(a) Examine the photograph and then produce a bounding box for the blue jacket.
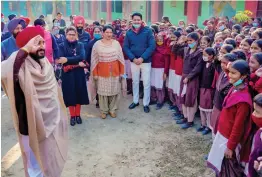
[53,34,66,46]
[123,26,156,63]
[50,33,59,60]
[1,32,11,42]
[1,36,19,61]
[78,31,91,60]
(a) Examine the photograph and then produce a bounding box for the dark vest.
[200,63,215,89]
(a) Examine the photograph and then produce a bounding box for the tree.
[233,10,253,24]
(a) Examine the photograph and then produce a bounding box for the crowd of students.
[1,11,262,176]
[86,14,262,177]
[144,16,262,177]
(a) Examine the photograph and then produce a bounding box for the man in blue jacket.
[1,18,26,61]
[123,12,156,113]
[74,16,91,61]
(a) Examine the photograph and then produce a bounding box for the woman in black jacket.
[56,26,89,126]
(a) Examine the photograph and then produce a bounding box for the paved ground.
[1,93,215,177]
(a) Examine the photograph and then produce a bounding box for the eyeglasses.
[67,33,76,36]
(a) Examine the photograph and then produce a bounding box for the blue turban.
[8,18,26,33]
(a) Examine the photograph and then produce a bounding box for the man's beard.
[77,27,83,34]
[13,32,19,38]
[29,49,45,61]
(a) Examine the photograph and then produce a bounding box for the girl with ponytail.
[208,60,253,177]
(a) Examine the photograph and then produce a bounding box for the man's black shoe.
[144,106,150,113]
[129,102,139,109]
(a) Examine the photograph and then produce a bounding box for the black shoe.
[202,127,211,135]
[176,118,187,124]
[197,125,206,132]
[173,113,184,120]
[129,102,139,109]
[70,117,76,126]
[144,106,150,113]
[181,122,194,129]
[76,116,82,124]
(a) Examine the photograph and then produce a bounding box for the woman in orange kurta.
[91,25,126,119]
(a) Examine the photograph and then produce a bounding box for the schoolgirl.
[197,47,216,135]
[208,60,253,176]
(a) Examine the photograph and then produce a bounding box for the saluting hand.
[178,35,187,45]
[22,35,43,53]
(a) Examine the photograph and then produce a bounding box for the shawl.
[1,52,68,177]
[90,40,126,101]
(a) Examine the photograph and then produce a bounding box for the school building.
[1,1,262,28]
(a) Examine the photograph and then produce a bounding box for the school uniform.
[208,86,253,176]
[179,47,204,123]
[199,62,215,128]
[168,43,185,111]
[150,44,169,105]
[250,73,262,94]
[210,71,232,135]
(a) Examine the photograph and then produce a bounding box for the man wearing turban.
[74,16,91,60]
[1,26,68,177]
[1,18,26,61]
[1,14,17,41]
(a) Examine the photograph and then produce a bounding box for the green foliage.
[233,10,253,23]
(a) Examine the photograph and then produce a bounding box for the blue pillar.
[42,2,46,16]
[21,1,28,16]
[66,1,71,17]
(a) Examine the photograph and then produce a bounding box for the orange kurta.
[93,60,125,78]
[91,40,125,96]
